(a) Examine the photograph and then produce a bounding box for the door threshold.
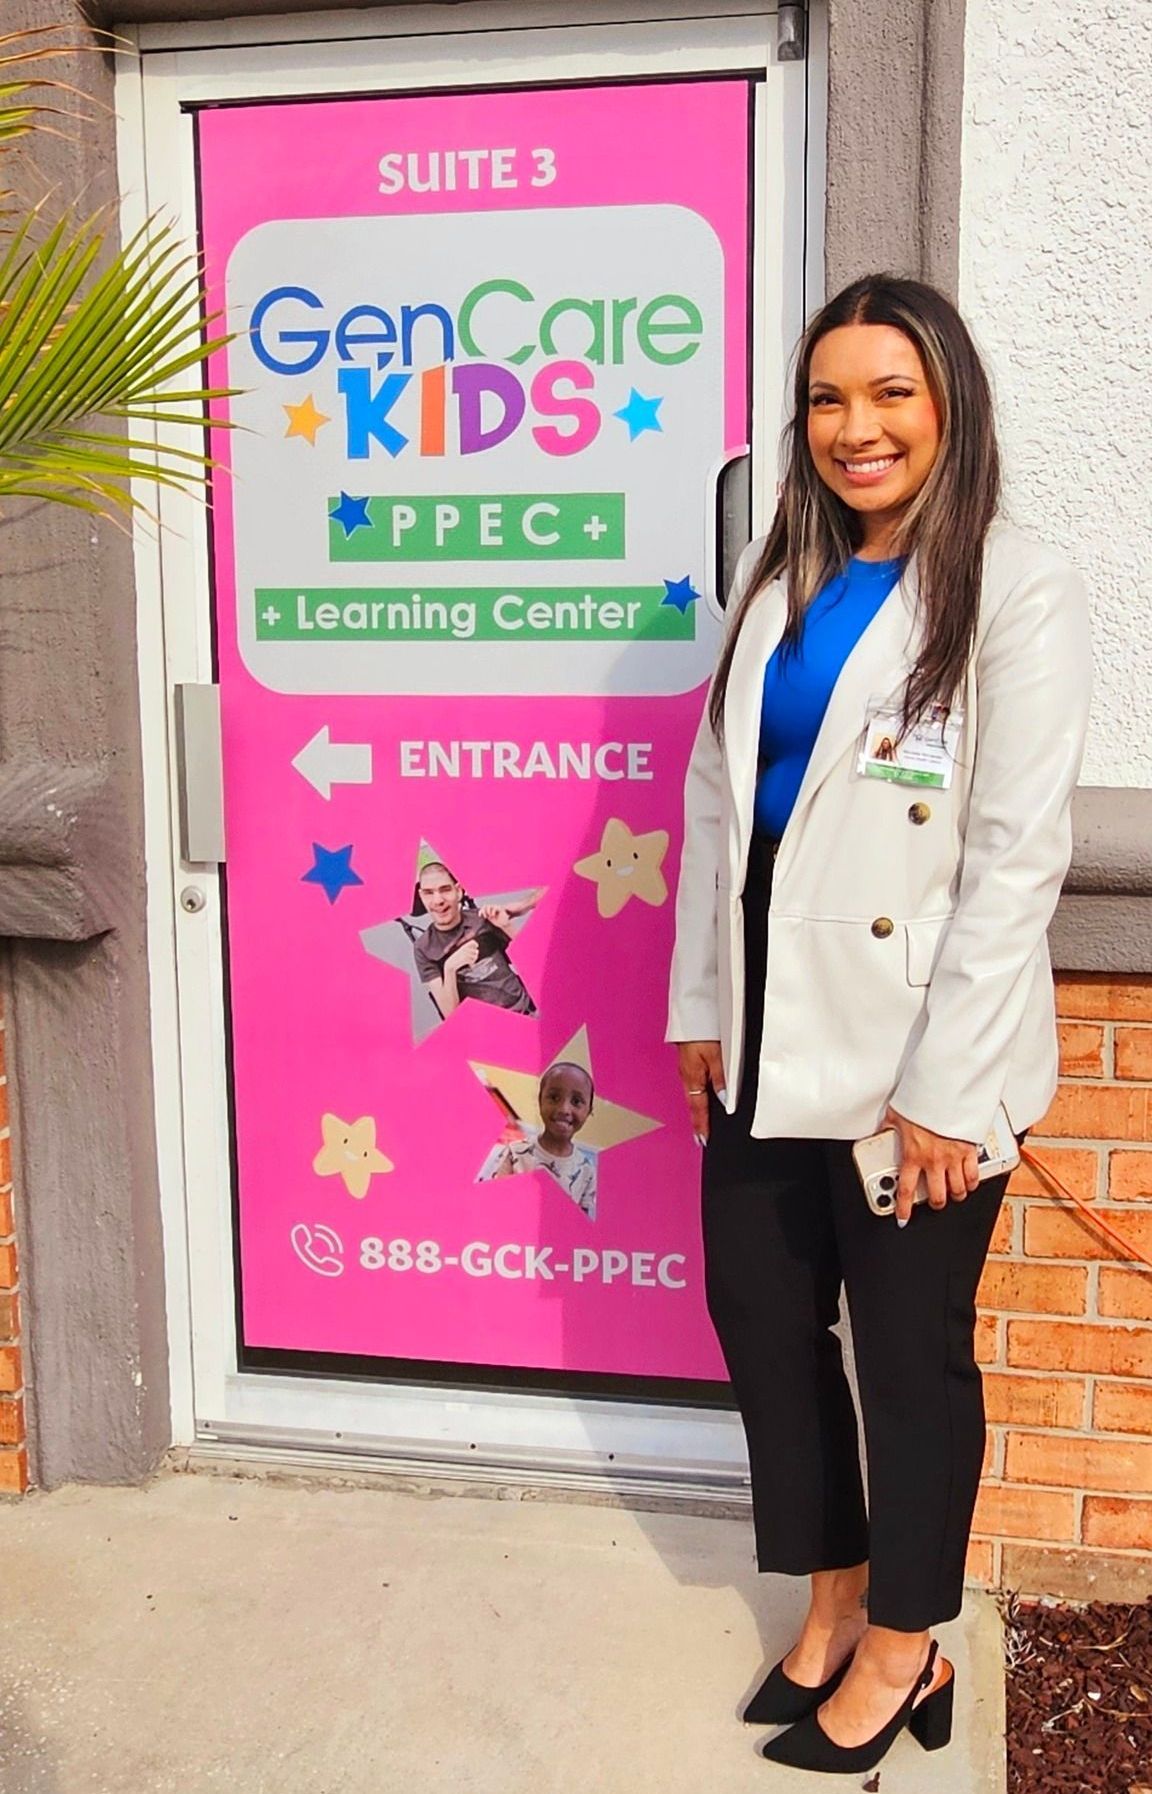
[180,1429,752,1515]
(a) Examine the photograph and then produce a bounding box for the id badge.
[857,699,963,790]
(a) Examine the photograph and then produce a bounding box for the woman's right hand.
[677,1041,727,1146]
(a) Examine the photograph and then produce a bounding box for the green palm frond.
[0,27,232,519]
[0,209,232,514]
[0,99,38,148]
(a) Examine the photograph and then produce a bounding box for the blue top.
[754,555,904,841]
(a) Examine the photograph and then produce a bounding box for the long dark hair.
[709,274,1001,735]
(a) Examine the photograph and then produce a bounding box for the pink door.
[198,75,754,1397]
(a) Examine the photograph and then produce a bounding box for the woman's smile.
[835,452,903,486]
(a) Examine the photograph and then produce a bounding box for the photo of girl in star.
[476,1060,599,1220]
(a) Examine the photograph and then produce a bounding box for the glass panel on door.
[197,76,754,1397]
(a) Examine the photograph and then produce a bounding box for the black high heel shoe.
[742,1648,855,1726]
[759,1639,954,1774]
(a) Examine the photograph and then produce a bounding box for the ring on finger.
[686,1086,707,1096]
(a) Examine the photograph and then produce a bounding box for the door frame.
[118,0,827,1490]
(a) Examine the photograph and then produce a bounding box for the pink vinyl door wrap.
[198,77,752,1391]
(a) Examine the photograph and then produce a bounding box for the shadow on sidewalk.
[0,1680,62,1794]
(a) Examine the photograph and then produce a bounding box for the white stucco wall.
[960,0,1152,785]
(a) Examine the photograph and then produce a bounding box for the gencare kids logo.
[248,274,706,462]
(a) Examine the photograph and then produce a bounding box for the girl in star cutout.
[477,1062,599,1220]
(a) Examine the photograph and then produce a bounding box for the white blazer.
[666,520,1092,1143]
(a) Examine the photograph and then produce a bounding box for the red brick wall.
[0,989,28,1494]
[969,974,1152,1599]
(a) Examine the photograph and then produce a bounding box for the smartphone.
[852,1103,1020,1217]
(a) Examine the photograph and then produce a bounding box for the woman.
[667,275,1091,1775]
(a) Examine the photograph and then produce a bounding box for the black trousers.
[702,841,1008,1633]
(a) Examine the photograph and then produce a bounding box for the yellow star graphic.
[312,1113,393,1199]
[283,394,331,445]
[469,1026,661,1153]
[573,817,669,918]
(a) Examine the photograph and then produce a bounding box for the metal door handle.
[707,450,752,610]
[174,684,225,865]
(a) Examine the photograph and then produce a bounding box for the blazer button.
[871,917,894,939]
[908,802,932,825]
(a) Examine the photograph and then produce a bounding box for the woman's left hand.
[883,1107,981,1224]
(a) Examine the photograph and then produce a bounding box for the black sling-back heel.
[759,1639,953,1774]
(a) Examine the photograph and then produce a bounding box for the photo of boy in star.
[412,860,540,1020]
[477,1060,599,1220]
[360,840,546,1043]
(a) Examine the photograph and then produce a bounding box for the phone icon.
[290,1222,345,1277]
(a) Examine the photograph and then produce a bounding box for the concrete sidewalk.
[0,1470,1005,1793]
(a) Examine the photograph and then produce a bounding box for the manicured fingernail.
[694,1132,707,1148]
[716,1088,728,1104]
[896,1217,909,1230]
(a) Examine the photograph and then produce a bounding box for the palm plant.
[0,26,226,517]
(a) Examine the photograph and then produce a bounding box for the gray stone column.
[825,0,967,298]
[0,1,170,1485]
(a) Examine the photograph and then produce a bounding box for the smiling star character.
[312,1113,394,1199]
[574,817,669,918]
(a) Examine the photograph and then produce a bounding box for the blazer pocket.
[904,916,953,987]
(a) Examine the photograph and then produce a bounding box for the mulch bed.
[1004,1594,1152,1793]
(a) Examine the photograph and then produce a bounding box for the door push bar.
[706,448,753,612]
[174,683,225,866]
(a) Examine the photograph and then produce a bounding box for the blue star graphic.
[329,491,373,537]
[661,575,701,614]
[613,389,664,441]
[302,843,364,904]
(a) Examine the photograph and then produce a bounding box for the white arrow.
[292,727,373,800]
